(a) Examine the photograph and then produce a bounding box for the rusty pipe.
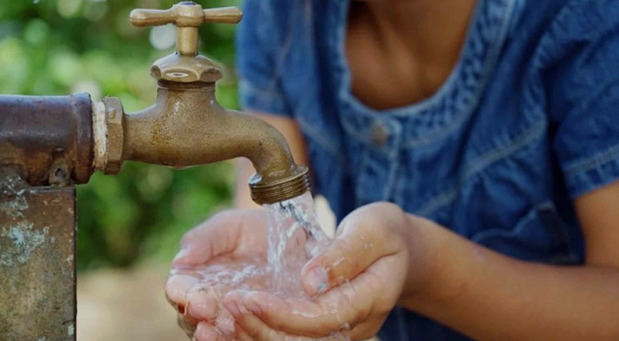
[93,81,310,204]
[0,93,94,186]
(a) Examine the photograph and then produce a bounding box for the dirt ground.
[77,262,187,341]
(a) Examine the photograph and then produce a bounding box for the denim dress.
[236,0,619,339]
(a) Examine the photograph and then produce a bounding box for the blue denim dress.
[236,0,619,339]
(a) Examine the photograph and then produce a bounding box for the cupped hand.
[221,202,416,340]
[166,208,271,339]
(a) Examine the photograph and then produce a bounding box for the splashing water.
[264,191,331,295]
[170,192,350,339]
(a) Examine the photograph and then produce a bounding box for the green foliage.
[0,0,239,271]
[77,162,233,271]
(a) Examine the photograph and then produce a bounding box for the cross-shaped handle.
[130,1,242,55]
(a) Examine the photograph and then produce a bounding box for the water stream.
[170,191,350,339]
[264,191,331,296]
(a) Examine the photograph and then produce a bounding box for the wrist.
[397,214,442,306]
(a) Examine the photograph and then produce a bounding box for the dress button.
[371,121,389,146]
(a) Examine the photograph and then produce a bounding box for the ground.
[77,262,186,341]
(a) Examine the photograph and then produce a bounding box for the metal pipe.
[93,81,310,204]
[0,93,94,186]
[0,168,77,341]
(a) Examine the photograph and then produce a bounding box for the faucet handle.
[130,4,242,27]
[130,1,242,83]
[130,2,243,24]
[130,2,242,56]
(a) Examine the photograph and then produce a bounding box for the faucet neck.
[116,79,310,205]
[154,81,218,111]
[157,80,215,95]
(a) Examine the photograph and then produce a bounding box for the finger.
[173,210,246,266]
[234,255,401,337]
[235,328,255,341]
[222,290,278,340]
[186,286,220,321]
[177,313,198,338]
[239,291,349,337]
[345,313,388,340]
[194,321,223,341]
[301,205,404,295]
[166,274,200,309]
[234,316,323,341]
[229,278,369,337]
[234,313,281,341]
[230,302,315,341]
[234,314,346,341]
[214,302,237,336]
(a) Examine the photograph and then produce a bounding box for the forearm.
[400,215,619,340]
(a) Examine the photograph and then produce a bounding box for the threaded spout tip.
[249,166,311,204]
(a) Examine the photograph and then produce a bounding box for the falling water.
[262,192,349,340]
[263,191,331,295]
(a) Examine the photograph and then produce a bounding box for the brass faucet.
[92,1,310,204]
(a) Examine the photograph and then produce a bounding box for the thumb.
[301,211,393,296]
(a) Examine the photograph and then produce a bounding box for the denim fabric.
[237,0,619,339]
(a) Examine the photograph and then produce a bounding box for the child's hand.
[165,209,270,339]
[220,202,417,340]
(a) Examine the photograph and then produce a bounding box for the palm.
[166,208,328,339]
[165,209,271,337]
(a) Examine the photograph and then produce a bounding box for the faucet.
[92,2,310,204]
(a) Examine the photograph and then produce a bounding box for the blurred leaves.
[0,0,239,271]
[77,163,233,271]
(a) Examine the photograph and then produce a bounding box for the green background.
[0,0,240,271]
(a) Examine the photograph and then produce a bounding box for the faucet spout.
[94,81,310,204]
[96,3,309,204]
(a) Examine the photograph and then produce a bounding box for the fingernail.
[304,267,328,295]
[223,300,240,316]
[173,248,189,263]
[243,298,261,314]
